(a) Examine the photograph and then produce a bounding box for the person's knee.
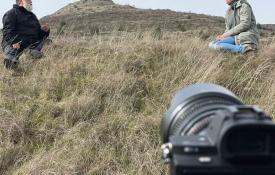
[209,41,215,49]
[209,41,221,50]
[4,45,24,55]
[3,45,23,62]
[4,45,13,55]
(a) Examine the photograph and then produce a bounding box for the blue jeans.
[209,37,244,54]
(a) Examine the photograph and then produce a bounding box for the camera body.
[161,84,275,175]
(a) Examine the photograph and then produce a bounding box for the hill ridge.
[42,0,275,37]
[41,0,226,35]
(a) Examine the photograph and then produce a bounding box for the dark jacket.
[1,5,49,50]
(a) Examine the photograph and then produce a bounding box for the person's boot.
[44,38,53,45]
[28,49,44,59]
[3,58,18,69]
[242,45,256,54]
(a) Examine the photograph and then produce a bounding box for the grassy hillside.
[0,0,275,174]
[41,0,225,35]
[0,30,275,174]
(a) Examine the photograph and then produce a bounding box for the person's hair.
[16,0,20,5]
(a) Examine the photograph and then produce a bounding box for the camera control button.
[184,147,199,153]
[198,157,212,164]
[198,137,206,142]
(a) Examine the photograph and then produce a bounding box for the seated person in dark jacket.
[1,0,50,69]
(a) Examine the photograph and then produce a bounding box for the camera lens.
[161,83,243,143]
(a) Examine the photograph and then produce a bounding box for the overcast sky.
[0,0,274,28]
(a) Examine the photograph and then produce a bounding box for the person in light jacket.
[209,0,260,54]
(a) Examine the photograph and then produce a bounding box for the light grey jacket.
[224,0,260,48]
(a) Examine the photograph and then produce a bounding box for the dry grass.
[0,31,274,174]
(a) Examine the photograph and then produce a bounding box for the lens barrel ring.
[161,83,244,143]
[170,97,236,136]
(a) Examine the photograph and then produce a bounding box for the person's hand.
[216,35,222,40]
[41,23,49,32]
[216,33,231,40]
[12,42,21,49]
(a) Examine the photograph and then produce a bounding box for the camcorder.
[161,83,275,175]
